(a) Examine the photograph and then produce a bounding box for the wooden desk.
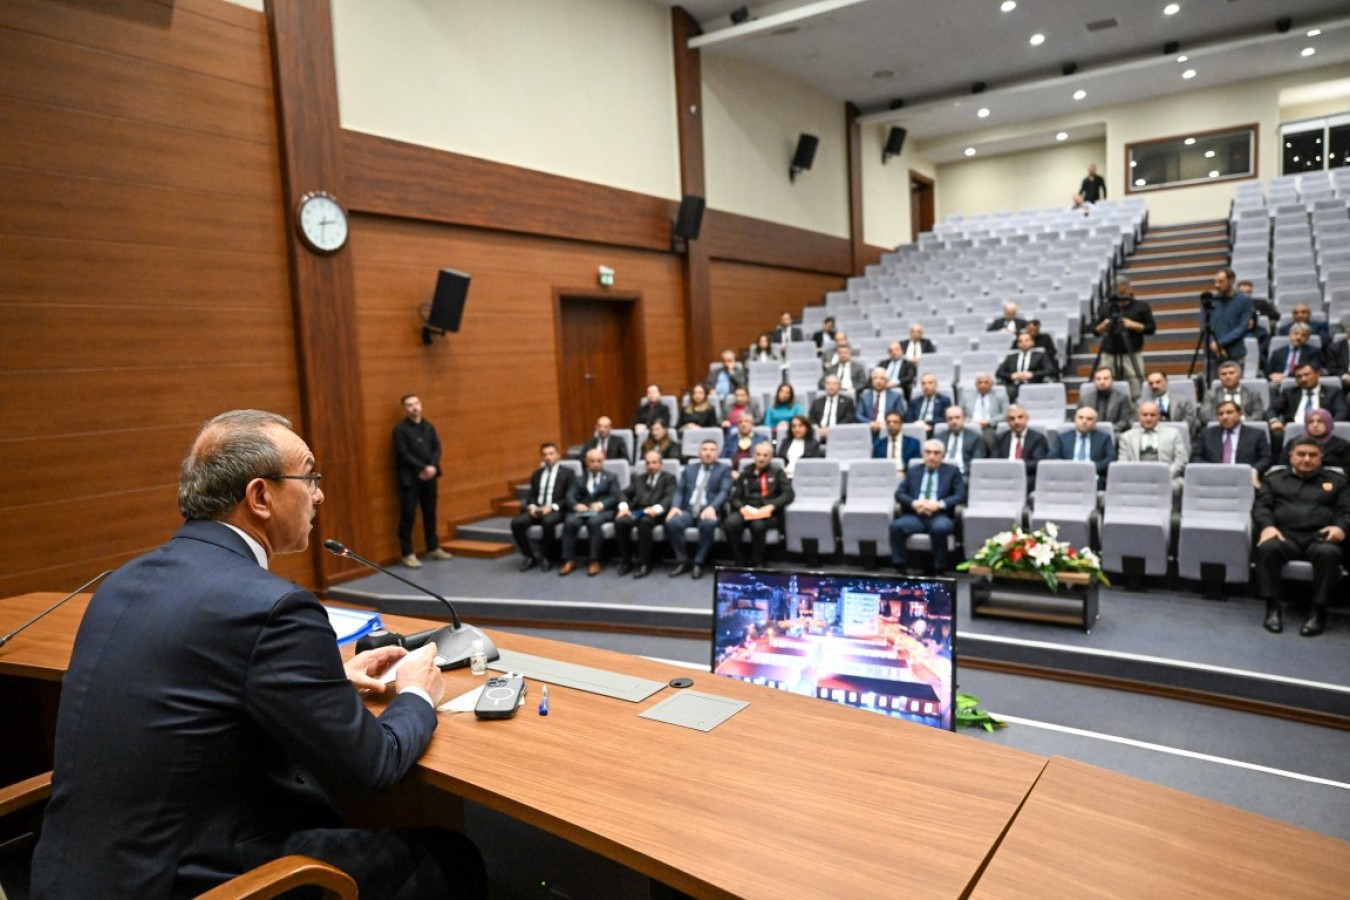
[969,757,1350,900]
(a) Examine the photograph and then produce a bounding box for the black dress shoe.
[634,564,651,579]
[1263,602,1283,634]
[669,562,691,577]
[519,557,538,572]
[1300,608,1327,637]
[691,565,705,580]
[617,560,633,576]
[539,558,553,573]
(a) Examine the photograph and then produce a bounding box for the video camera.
[1199,291,1216,313]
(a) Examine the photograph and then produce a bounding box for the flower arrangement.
[956,523,1109,590]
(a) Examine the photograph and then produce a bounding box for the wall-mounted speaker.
[882,126,907,163]
[673,194,705,241]
[422,268,470,344]
[789,134,819,182]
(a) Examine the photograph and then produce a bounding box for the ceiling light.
[978,108,990,118]
[1177,55,1188,62]
[1073,89,1087,100]
[1163,3,1180,15]
[1307,28,1321,37]
[1001,1,1016,11]
[1301,47,1316,57]
[1029,33,1045,46]
[964,147,977,157]
[1182,69,1196,79]
[1184,138,1195,145]
[1135,179,1147,187]
[1130,160,1137,167]
[1056,132,1068,141]
[1208,170,1219,178]
[1205,150,1215,158]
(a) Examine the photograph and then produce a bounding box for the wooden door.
[910,171,935,238]
[556,294,641,447]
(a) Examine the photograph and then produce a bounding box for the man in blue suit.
[905,372,952,437]
[1048,406,1117,486]
[559,447,622,576]
[890,440,966,574]
[856,368,906,435]
[665,439,733,579]
[873,411,921,471]
[33,410,484,899]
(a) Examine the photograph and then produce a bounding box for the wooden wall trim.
[847,102,867,276]
[671,5,713,385]
[702,209,853,275]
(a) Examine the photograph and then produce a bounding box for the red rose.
[1008,548,1023,562]
[1067,547,1077,559]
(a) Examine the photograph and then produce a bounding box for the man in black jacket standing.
[1092,279,1155,398]
[393,394,453,568]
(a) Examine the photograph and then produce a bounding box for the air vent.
[1085,18,1119,32]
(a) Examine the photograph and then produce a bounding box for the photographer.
[1240,279,1279,368]
[1207,269,1254,366]
[1092,278,1155,397]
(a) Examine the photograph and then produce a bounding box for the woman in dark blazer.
[639,420,682,459]
[677,383,719,431]
[776,415,823,477]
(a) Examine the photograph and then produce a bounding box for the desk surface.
[5,592,1348,899]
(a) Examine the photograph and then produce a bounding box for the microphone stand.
[323,540,498,669]
[0,569,115,649]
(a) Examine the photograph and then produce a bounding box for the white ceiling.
[658,0,1350,161]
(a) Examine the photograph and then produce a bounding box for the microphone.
[323,539,498,670]
[0,569,115,650]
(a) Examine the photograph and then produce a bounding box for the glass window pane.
[1329,123,1350,171]
[1284,130,1323,173]
[1126,126,1256,193]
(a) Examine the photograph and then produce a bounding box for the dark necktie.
[1287,348,1299,375]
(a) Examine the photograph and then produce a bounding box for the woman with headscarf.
[1278,407,1350,470]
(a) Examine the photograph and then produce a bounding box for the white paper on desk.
[377,647,448,685]
[437,685,484,714]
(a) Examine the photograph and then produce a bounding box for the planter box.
[967,565,1100,633]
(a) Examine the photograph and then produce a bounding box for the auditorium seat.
[1028,460,1098,551]
[959,459,1028,552]
[785,459,842,555]
[837,460,900,558]
[1176,463,1255,585]
[1100,462,1175,576]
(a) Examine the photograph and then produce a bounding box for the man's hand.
[344,645,407,693]
[526,503,541,518]
[1258,525,1284,545]
[699,506,719,521]
[1270,421,1285,433]
[588,501,604,512]
[1320,525,1346,544]
[393,644,445,707]
[1268,373,1285,384]
[572,503,588,513]
[666,506,683,521]
[616,508,632,521]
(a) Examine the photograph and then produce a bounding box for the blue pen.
[538,684,549,716]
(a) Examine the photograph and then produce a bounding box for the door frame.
[552,288,646,444]
[909,170,935,239]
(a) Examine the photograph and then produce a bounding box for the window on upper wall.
[1281,115,1350,174]
[1125,124,1257,194]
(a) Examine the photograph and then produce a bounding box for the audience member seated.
[1242,278,1279,367]
[995,331,1054,402]
[987,301,1026,334]
[725,442,795,568]
[936,406,986,477]
[874,410,921,471]
[677,383,719,432]
[1269,364,1349,441]
[1192,400,1272,487]
[962,372,1009,451]
[812,315,836,349]
[771,311,802,347]
[1142,371,1197,436]
[889,440,966,575]
[1117,401,1187,496]
[559,448,621,577]
[1324,318,1350,390]
[764,383,805,431]
[994,405,1049,485]
[722,411,768,471]
[906,372,952,437]
[1048,406,1115,486]
[512,441,576,572]
[582,416,628,461]
[746,332,779,363]
[778,414,823,476]
[632,384,671,435]
[665,440,733,579]
[1081,367,1134,434]
[875,340,918,399]
[721,385,763,432]
[1276,303,1331,344]
[856,368,906,436]
[1014,318,1061,376]
[900,323,936,362]
[1201,360,1266,424]
[822,331,848,367]
[820,343,866,396]
[640,420,680,460]
[614,450,677,578]
[809,375,855,443]
[1266,323,1323,384]
[1278,408,1350,471]
[1254,436,1350,637]
[705,349,746,400]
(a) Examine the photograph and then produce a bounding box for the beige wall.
[861,124,935,248]
[702,54,850,238]
[935,140,1105,223]
[330,0,682,199]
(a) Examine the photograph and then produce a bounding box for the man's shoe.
[617,560,633,576]
[559,561,576,576]
[691,565,705,580]
[425,548,453,561]
[1300,608,1327,637]
[669,562,691,577]
[518,557,538,573]
[402,554,423,569]
[539,558,553,573]
[587,561,602,576]
[1263,602,1283,634]
[634,564,651,579]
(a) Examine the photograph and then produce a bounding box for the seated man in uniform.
[724,442,794,568]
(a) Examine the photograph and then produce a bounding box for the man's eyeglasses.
[262,473,324,492]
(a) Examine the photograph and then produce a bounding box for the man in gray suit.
[961,372,1009,451]
[1079,367,1134,433]
[820,343,867,396]
[1200,360,1266,424]
[1142,371,1198,438]
[1117,401,1188,497]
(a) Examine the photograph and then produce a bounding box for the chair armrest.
[0,770,52,819]
[196,855,357,900]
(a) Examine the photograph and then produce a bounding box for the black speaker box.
[427,269,470,333]
[674,195,705,240]
[791,134,819,172]
[884,126,907,157]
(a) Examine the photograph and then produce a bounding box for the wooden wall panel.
[708,261,845,355]
[703,209,853,275]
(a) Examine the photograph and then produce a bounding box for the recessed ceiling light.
[1130,160,1137,167]
[964,147,977,157]
[1030,33,1045,46]
[1073,89,1087,100]
[1163,3,1180,15]
[1208,170,1219,178]
[1001,1,1016,11]
[1293,156,1300,162]
[977,108,990,118]
[1182,69,1196,79]
[1135,178,1147,187]
[1056,132,1068,141]
[1307,28,1321,37]
[1184,137,1195,145]
[1205,150,1215,158]
[1177,55,1188,62]
[1301,47,1316,57]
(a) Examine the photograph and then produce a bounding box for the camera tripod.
[1186,295,1220,390]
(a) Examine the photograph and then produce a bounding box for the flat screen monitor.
[711,568,956,731]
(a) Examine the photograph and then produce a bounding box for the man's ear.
[243,477,272,522]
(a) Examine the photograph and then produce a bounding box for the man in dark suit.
[392,393,453,568]
[856,368,906,434]
[772,311,803,346]
[987,301,1027,334]
[705,348,747,399]
[1080,367,1135,434]
[1200,360,1266,424]
[725,442,795,568]
[889,440,966,574]
[1192,400,1273,485]
[1324,320,1350,389]
[665,440,733,579]
[512,441,577,572]
[808,375,856,443]
[614,450,677,578]
[1048,406,1117,486]
[1276,303,1331,345]
[1266,323,1324,384]
[581,416,629,462]
[632,384,671,434]
[873,411,922,471]
[1014,318,1061,375]
[32,410,484,899]
[875,340,917,399]
[899,323,937,361]
[1268,364,1350,440]
[559,448,622,576]
[811,315,836,348]
[934,406,987,477]
[905,372,952,436]
[995,330,1055,401]
[994,405,1050,484]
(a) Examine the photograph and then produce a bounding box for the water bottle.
[469,639,487,675]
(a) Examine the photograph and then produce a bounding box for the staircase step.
[443,538,515,559]
[495,498,522,516]
[456,516,515,544]
[1130,244,1230,261]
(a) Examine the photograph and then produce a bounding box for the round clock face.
[296,192,348,254]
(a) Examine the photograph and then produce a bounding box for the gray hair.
[179,410,293,521]
[1290,322,1311,337]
